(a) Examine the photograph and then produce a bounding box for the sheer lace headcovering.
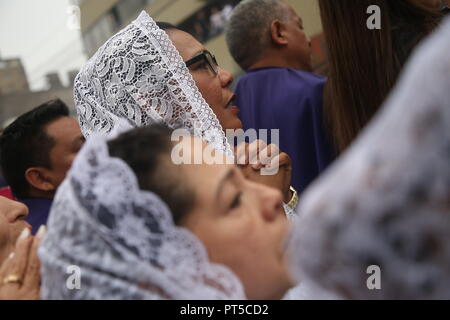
[289,18,450,299]
[38,133,245,299]
[74,11,232,155]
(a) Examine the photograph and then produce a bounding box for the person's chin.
[223,118,243,131]
[232,122,244,131]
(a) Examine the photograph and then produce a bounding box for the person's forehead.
[176,137,234,177]
[168,29,205,60]
[45,117,82,140]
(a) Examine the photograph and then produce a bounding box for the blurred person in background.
[194,10,209,42]
[0,100,85,232]
[441,0,450,13]
[290,16,450,299]
[222,3,234,21]
[210,7,226,37]
[226,0,335,194]
[319,0,443,153]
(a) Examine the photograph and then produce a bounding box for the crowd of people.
[0,0,449,300]
[189,3,235,42]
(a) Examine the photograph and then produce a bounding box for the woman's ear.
[25,167,57,194]
[270,20,288,46]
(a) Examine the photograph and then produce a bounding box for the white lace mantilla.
[74,11,232,155]
[38,135,245,300]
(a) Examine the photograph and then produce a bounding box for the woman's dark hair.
[319,0,442,152]
[107,124,194,225]
[156,21,177,31]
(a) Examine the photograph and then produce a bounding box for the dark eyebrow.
[190,49,207,59]
[72,135,85,147]
[215,168,236,201]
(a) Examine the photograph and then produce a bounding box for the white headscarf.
[289,17,450,299]
[38,133,246,300]
[74,11,232,155]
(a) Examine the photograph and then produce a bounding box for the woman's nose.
[257,184,284,222]
[1,198,29,223]
[218,67,234,88]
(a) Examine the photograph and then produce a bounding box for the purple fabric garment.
[234,67,335,194]
[20,198,53,234]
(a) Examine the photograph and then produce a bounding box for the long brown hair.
[319,0,441,152]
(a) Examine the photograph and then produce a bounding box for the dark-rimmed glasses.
[185,50,219,76]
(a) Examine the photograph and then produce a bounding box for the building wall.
[0,59,30,95]
[80,0,120,32]
[286,0,322,37]
[145,0,209,25]
[0,87,76,127]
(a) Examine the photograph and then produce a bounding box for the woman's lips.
[228,105,240,114]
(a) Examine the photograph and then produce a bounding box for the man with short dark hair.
[0,99,85,232]
[226,0,335,193]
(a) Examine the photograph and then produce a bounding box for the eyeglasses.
[185,50,219,76]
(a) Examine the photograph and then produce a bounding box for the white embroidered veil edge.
[74,10,233,155]
[38,132,245,300]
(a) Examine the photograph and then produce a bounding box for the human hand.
[0,226,46,300]
[235,140,293,202]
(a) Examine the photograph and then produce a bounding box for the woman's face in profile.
[167,29,243,131]
[0,197,30,263]
[175,136,294,299]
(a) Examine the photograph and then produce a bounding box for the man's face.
[175,137,293,300]
[280,1,313,72]
[45,117,85,191]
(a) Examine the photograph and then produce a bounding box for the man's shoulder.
[238,67,325,86]
[20,197,53,210]
[289,68,327,85]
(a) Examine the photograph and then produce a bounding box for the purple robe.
[20,198,53,234]
[234,67,335,194]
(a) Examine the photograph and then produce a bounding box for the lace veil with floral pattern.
[38,133,245,300]
[74,11,232,155]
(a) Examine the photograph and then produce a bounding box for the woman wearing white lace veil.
[288,17,450,299]
[74,12,234,154]
[37,131,240,299]
[38,124,293,300]
[74,10,297,214]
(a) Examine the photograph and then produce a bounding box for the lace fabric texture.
[38,135,246,300]
[74,11,232,155]
[288,18,450,299]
